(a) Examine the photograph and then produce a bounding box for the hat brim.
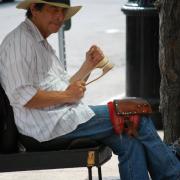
[16,0,82,21]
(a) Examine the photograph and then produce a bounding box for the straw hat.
[16,0,82,21]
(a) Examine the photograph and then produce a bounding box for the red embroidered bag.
[108,97,152,137]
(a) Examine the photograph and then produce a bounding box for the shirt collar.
[24,18,56,54]
[24,18,45,43]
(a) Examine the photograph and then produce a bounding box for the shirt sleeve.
[1,36,38,107]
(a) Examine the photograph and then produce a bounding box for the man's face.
[30,4,66,38]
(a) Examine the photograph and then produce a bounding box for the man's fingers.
[82,86,86,91]
[80,85,86,92]
[89,45,100,54]
[89,45,98,52]
[88,45,104,61]
[78,80,86,86]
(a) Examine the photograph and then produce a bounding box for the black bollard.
[121,0,162,129]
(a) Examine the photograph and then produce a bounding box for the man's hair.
[26,3,45,19]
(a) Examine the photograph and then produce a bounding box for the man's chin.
[50,28,60,34]
[54,29,60,33]
[50,23,63,33]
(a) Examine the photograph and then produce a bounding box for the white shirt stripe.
[0,18,95,142]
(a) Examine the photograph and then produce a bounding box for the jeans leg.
[61,105,150,180]
[137,117,180,180]
[101,134,150,180]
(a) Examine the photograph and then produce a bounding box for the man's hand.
[86,45,105,70]
[65,80,86,103]
[69,45,105,84]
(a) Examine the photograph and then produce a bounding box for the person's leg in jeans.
[62,105,180,180]
[60,105,150,180]
[35,105,180,180]
[137,117,180,180]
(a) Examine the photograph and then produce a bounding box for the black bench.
[0,85,112,180]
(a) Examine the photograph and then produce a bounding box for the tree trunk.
[159,0,180,143]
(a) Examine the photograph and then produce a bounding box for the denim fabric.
[60,105,180,180]
[137,116,180,180]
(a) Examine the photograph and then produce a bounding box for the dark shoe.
[172,138,180,160]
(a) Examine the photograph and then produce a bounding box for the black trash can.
[121,1,162,129]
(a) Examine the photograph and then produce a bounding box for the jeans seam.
[126,137,135,180]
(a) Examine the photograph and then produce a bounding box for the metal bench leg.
[98,166,102,180]
[88,167,93,180]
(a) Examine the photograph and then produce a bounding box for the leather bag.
[108,97,152,137]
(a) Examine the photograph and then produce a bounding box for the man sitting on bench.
[0,0,180,179]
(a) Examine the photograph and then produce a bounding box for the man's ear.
[29,4,38,17]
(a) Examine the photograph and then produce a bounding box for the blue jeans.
[61,105,180,180]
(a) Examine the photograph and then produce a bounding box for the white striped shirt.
[0,18,95,142]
